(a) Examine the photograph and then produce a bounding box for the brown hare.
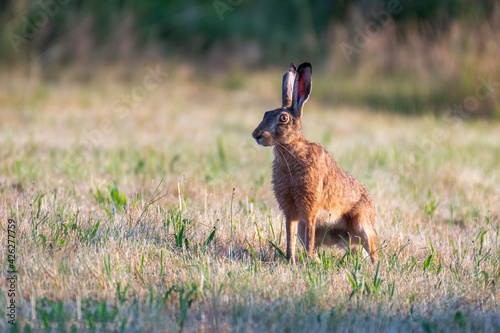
[252,62,378,264]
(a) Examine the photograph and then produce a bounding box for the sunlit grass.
[0,65,499,332]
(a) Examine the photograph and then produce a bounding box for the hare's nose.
[252,129,262,140]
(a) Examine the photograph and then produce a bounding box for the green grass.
[0,65,499,332]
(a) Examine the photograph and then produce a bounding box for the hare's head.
[252,62,312,146]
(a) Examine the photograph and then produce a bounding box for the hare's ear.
[292,62,312,118]
[282,63,296,107]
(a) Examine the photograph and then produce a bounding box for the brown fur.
[252,63,378,264]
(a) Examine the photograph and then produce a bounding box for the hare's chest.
[271,168,294,198]
[272,163,320,207]
[272,163,309,192]
[272,174,299,217]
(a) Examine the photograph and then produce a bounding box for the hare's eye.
[279,114,289,122]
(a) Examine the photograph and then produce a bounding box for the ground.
[0,63,499,332]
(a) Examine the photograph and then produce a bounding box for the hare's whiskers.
[277,142,302,165]
[275,145,292,178]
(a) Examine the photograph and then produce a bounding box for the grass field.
[1,64,500,332]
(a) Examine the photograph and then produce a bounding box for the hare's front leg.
[298,212,319,258]
[305,217,317,257]
[285,217,298,264]
[297,222,306,248]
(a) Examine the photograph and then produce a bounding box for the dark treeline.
[1,0,499,117]
[0,0,497,64]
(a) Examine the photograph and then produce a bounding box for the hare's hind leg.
[349,213,378,264]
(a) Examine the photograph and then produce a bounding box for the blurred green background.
[1,0,499,117]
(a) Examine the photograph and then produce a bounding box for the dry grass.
[1,64,500,332]
[326,10,500,117]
